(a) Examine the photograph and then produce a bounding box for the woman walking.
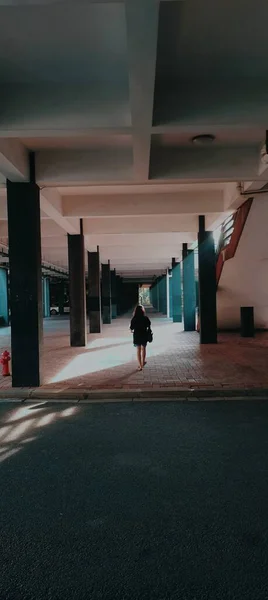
[130,305,151,371]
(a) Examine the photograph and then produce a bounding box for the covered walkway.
[1,311,268,392]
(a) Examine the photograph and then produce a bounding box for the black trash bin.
[240,306,254,337]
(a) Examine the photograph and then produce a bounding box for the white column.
[166,268,170,319]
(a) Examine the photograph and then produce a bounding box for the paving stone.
[1,312,268,395]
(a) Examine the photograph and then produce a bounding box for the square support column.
[152,283,156,309]
[158,276,165,314]
[116,275,122,315]
[0,268,8,326]
[111,269,117,319]
[88,247,101,334]
[156,278,160,312]
[172,258,182,323]
[7,180,43,387]
[68,228,87,347]
[182,243,196,331]
[198,216,217,344]
[169,269,173,319]
[166,268,170,318]
[154,283,157,309]
[161,274,167,315]
[42,277,50,318]
[151,280,157,310]
[102,262,112,324]
[158,277,163,313]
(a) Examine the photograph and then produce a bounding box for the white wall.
[217,195,268,329]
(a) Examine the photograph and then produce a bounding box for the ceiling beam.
[126,0,159,181]
[31,146,265,184]
[41,219,70,237]
[111,262,170,270]
[41,236,68,248]
[0,139,29,182]
[85,232,196,247]
[40,188,80,235]
[100,247,177,259]
[35,149,133,185]
[0,219,69,238]
[151,146,261,181]
[62,190,224,217]
[83,214,200,235]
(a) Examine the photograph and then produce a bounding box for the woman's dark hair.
[133,304,145,318]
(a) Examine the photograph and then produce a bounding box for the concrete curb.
[0,386,267,402]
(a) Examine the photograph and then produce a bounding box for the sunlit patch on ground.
[50,319,183,384]
[1,312,268,391]
[0,405,79,465]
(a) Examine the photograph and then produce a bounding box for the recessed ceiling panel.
[155,0,268,84]
[0,4,128,84]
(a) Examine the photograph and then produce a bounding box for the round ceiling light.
[191,134,215,145]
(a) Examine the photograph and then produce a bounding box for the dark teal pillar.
[150,284,154,308]
[169,269,173,319]
[156,277,160,312]
[111,269,117,319]
[102,262,111,324]
[151,284,155,309]
[0,268,8,326]
[159,276,164,313]
[162,274,167,315]
[88,247,101,333]
[152,281,157,309]
[198,216,217,344]
[159,277,163,313]
[42,277,50,318]
[154,283,157,309]
[116,275,122,315]
[68,224,87,347]
[172,258,182,323]
[7,179,43,387]
[182,244,196,331]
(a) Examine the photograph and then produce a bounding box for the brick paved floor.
[1,310,268,390]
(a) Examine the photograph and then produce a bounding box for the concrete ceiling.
[0,0,267,278]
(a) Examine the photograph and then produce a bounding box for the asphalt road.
[1,400,268,600]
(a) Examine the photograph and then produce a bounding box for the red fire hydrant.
[1,351,11,377]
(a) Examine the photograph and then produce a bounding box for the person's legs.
[136,346,142,370]
[141,345,147,367]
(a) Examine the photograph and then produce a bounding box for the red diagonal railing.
[196,197,253,332]
[216,197,253,286]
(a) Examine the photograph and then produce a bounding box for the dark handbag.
[147,328,153,343]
